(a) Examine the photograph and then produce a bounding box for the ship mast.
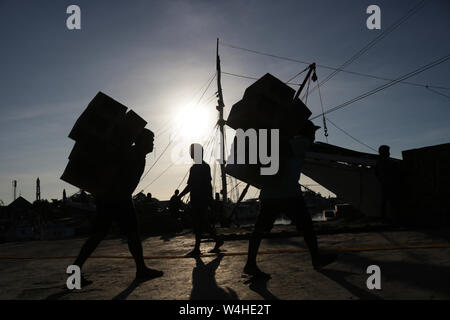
[216,38,228,209]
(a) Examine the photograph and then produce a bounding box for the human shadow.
[45,288,72,300]
[317,268,382,300]
[45,286,101,300]
[190,254,239,300]
[339,253,450,296]
[244,276,278,300]
[160,232,177,242]
[112,277,156,300]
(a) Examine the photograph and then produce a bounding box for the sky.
[0,0,449,204]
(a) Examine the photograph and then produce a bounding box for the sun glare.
[173,106,213,142]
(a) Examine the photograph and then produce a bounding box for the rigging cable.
[315,71,329,142]
[325,117,378,153]
[285,65,309,84]
[138,73,217,185]
[303,0,428,99]
[309,53,450,120]
[219,43,449,91]
[175,125,218,191]
[426,86,450,100]
[154,72,216,137]
[223,69,450,91]
[145,125,218,192]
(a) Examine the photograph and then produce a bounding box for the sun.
[173,106,213,142]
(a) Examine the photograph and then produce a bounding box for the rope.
[310,53,450,120]
[426,86,450,100]
[219,45,449,91]
[304,0,428,99]
[154,73,217,137]
[285,65,309,84]
[139,74,217,187]
[325,117,378,153]
[315,72,329,142]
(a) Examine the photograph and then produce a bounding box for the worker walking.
[178,143,224,256]
[244,121,336,278]
[72,129,163,285]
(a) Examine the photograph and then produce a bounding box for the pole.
[294,63,316,101]
[216,38,228,212]
[36,177,41,202]
[12,180,17,201]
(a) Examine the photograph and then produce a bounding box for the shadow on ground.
[190,254,239,300]
[243,276,278,300]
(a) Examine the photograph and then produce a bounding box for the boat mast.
[216,38,228,208]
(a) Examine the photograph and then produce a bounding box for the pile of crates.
[401,143,450,226]
[225,73,313,188]
[61,92,148,196]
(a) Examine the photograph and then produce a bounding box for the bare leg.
[246,233,262,267]
[244,199,276,277]
[73,229,108,269]
[126,231,146,272]
[291,196,336,269]
[292,196,318,260]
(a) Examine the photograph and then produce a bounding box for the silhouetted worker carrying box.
[225,73,313,188]
[61,92,147,195]
[61,92,163,284]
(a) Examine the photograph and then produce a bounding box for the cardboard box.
[69,92,128,145]
[225,73,312,188]
[61,92,149,195]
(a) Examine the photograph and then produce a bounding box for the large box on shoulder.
[225,73,313,188]
[62,92,149,195]
[226,73,312,131]
[69,92,128,145]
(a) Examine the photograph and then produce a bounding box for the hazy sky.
[0,0,449,204]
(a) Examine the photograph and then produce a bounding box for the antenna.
[36,177,41,201]
[12,180,17,201]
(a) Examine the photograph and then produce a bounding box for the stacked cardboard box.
[61,92,148,195]
[226,73,311,130]
[225,73,313,188]
[401,143,450,225]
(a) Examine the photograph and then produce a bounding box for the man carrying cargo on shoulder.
[244,121,337,278]
[73,129,164,285]
[178,143,224,256]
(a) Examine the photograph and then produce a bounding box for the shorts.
[93,197,139,235]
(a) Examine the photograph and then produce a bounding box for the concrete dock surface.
[1,226,450,300]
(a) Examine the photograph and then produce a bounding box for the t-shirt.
[260,136,310,199]
[187,161,213,205]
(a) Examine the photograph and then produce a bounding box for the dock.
[1,225,449,300]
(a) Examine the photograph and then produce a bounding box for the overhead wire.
[426,86,450,100]
[310,53,450,120]
[303,0,428,99]
[220,39,449,91]
[325,117,378,153]
[154,72,217,136]
[138,73,217,187]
